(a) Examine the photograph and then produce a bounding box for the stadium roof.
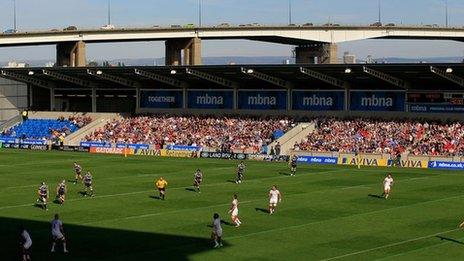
[2,63,464,91]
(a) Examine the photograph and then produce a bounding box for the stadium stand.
[84,115,294,153]
[1,115,91,141]
[295,118,464,157]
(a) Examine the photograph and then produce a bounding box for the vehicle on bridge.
[3,29,18,34]
[64,26,78,31]
[101,24,115,30]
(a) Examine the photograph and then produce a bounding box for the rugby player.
[73,162,83,184]
[193,169,203,193]
[268,185,282,215]
[289,155,298,176]
[36,182,49,211]
[56,180,67,204]
[211,213,223,248]
[83,171,94,197]
[19,227,32,261]
[50,214,68,253]
[228,194,242,227]
[382,173,394,199]
[155,177,168,200]
[236,161,246,184]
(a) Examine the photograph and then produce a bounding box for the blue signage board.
[0,137,18,144]
[292,91,344,111]
[116,143,150,150]
[188,90,234,109]
[297,156,338,165]
[429,161,464,170]
[140,90,183,109]
[80,142,112,148]
[350,91,405,111]
[166,145,202,151]
[408,103,464,113]
[238,90,287,110]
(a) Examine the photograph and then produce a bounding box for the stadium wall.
[0,78,28,125]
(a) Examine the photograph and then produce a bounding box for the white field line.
[320,228,461,261]
[0,169,343,210]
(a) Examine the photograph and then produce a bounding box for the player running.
[382,173,394,199]
[236,161,246,184]
[50,214,68,253]
[228,194,242,227]
[73,162,82,184]
[268,185,282,215]
[37,182,49,211]
[20,227,32,261]
[56,180,67,204]
[155,177,168,200]
[193,169,203,193]
[289,155,298,176]
[83,171,94,197]
[211,213,223,248]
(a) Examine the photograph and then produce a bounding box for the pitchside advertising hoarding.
[140,90,183,109]
[292,91,344,111]
[238,90,287,110]
[187,90,234,109]
[350,91,406,111]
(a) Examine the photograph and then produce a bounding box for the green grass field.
[2,149,464,260]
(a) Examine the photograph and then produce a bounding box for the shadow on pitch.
[185,188,196,192]
[436,236,464,245]
[149,195,161,200]
[226,179,236,184]
[206,220,233,227]
[279,172,291,176]
[368,194,384,199]
[255,207,269,214]
[2,216,223,260]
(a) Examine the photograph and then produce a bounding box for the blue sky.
[0,0,464,61]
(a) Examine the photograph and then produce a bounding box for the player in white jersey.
[20,227,32,261]
[51,214,68,253]
[268,185,282,214]
[382,173,394,199]
[228,194,242,227]
[211,213,223,248]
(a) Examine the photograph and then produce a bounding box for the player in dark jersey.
[82,171,93,197]
[73,162,82,184]
[236,161,246,184]
[56,180,67,204]
[193,169,203,193]
[36,182,49,211]
[290,155,298,176]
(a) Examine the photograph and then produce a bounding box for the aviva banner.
[350,91,406,111]
[387,159,429,169]
[292,91,344,111]
[338,157,388,167]
[188,90,234,109]
[140,90,183,109]
[238,90,287,110]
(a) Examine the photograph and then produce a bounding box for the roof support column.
[295,43,338,64]
[50,87,55,111]
[91,88,97,113]
[56,41,86,67]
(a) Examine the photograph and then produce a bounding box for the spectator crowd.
[84,115,293,153]
[296,118,464,157]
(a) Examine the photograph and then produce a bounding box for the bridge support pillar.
[56,41,87,67]
[295,43,338,64]
[165,38,202,66]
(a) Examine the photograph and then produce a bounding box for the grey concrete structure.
[0,77,27,125]
[2,25,464,66]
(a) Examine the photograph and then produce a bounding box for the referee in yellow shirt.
[155,177,168,200]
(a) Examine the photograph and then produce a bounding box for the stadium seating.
[296,118,464,157]
[1,118,85,140]
[84,115,294,153]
